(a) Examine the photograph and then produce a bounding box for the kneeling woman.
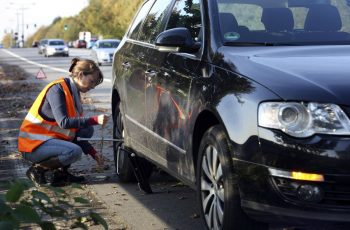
[18,58,109,186]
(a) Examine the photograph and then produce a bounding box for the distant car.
[90,39,120,66]
[0,44,3,48]
[43,39,69,57]
[74,39,87,48]
[87,38,98,49]
[67,41,75,48]
[32,41,39,47]
[38,39,48,54]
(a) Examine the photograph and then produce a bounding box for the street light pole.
[21,7,25,47]
[15,10,20,47]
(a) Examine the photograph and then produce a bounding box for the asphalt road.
[0,47,205,230]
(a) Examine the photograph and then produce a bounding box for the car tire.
[113,101,153,182]
[197,125,268,230]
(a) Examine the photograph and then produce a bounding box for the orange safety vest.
[18,78,78,152]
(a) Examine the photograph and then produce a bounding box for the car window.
[166,0,202,42]
[138,0,173,44]
[49,41,64,46]
[226,4,264,30]
[99,41,120,48]
[128,0,155,40]
[217,0,350,45]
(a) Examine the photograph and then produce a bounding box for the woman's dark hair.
[69,58,104,85]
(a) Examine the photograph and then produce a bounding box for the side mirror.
[155,27,201,53]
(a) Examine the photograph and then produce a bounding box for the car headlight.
[258,102,350,137]
[64,47,69,51]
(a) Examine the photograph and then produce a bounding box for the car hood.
[48,45,67,49]
[221,45,350,105]
[96,48,116,53]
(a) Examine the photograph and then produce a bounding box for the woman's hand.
[94,153,104,166]
[97,114,109,126]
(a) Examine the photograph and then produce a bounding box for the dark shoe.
[49,170,67,187]
[26,165,47,186]
[64,171,85,183]
[62,165,85,183]
[37,156,63,170]
[50,168,85,187]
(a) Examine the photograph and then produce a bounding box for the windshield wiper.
[224,41,304,46]
[224,41,350,46]
[224,41,276,46]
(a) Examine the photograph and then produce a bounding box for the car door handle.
[121,62,131,70]
[145,70,157,83]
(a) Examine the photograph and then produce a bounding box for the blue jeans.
[22,126,94,166]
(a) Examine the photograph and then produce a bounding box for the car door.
[119,0,173,161]
[145,0,203,172]
[116,0,155,153]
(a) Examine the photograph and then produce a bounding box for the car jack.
[117,146,153,194]
[77,137,153,194]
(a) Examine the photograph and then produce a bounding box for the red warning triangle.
[36,68,47,79]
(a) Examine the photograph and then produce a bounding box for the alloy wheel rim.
[201,144,224,229]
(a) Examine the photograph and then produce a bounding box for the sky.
[1,0,89,41]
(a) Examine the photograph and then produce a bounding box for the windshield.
[99,41,120,48]
[49,41,64,46]
[217,0,350,45]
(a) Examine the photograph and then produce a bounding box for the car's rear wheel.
[197,125,267,230]
[113,101,153,182]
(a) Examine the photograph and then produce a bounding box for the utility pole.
[16,10,20,47]
[10,30,13,48]
[20,7,24,47]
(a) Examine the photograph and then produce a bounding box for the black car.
[111,0,350,229]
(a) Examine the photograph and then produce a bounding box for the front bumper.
[242,199,350,228]
[47,49,69,56]
[98,53,113,65]
[235,127,350,226]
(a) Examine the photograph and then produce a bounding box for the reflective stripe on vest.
[24,113,74,137]
[18,78,77,153]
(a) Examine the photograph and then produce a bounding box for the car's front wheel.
[197,125,267,230]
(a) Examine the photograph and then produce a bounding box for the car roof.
[47,39,64,41]
[97,39,120,42]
